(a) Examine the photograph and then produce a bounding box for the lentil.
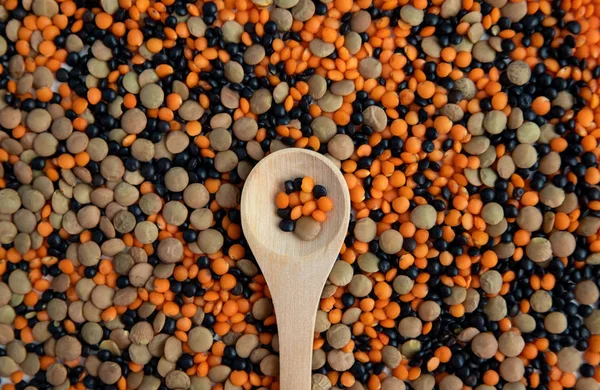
[0,0,597,388]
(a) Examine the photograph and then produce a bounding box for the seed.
[221,86,240,109]
[0,189,21,214]
[400,5,424,26]
[81,322,103,345]
[539,184,565,208]
[507,60,531,85]
[157,238,184,264]
[0,222,17,245]
[575,280,599,305]
[164,167,189,192]
[182,184,209,210]
[327,134,354,160]
[327,349,354,372]
[393,275,414,295]
[507,108,524,129]
[235,334,259,358]
[501,0,527,21]
[190,208,214,231]
[411,374,435,390]
[512,313,536,333]
[260,354,280,376]
[273,81,290,103]
[113,287,137,306]
[348,274,372,298]
[0,283,12,307]
[311,116,337,142]
[471,332,498,359]
[525,237,552,263]
[250,89,272,115]
[98,361,121,385]
[498,331,524,357]
[585,310,600,334]
[187,326,214,353]
[382,377,406,390]
[439,375,462,390]
[499,357,524,382]
[557,347,582,373]
[222,20,243,43]
[187,16,207,37]
[530,290,552,313]
[440,103,464,122]
[294,216,321,241]
[463,136,490,155]
[538,152,561,177]
[165,370,191,389]
[308,74,328,100]
[516,122,540,144]
[362,105,387,132]
[381,345,402,369]
[270,8,292,31]
[578,216,600,236]
[91,285,114,310]
[480,202,504,225]
[0,356,19,377]
[0,323,15,345]
[479,270,501,295]
[483,296,507,321]
[291,0,314,21]
[467,23,484,43]
[309,39,335,58]
[553,90,575,110]
[216,183,240,208]
[224,61,244,84]
[483,110,506,135]
[358,57,382,79]
[379,229,403,254]
[8,269,32,295]
[418,301,440,322]
[243,45,266,65]
[318,91,343,113]
[328,261,353,286]
[178,100,204,121]
[549,231,575,258]
[162,201,188,226]
[398,317,422,338]
[516,206,543,231]
[312,373,331,390]
[47,298,68,321]
[197,229,224,254]
[512,144,538,168]
[353,217,376,242]
[544,311,568,334]
[410,204,437,230]
[344,32,362,55]
[326,324,351,349]
[55,335,82,361]
[473,41,496,62]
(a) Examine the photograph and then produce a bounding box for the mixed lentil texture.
[0,0,599,387]
[275,176,332,240]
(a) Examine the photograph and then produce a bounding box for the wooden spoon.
[241,148,350,390]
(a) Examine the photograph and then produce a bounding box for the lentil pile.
[275,176,332,239]
[0,0,599,387]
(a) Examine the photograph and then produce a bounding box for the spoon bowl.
[241,148,350,390]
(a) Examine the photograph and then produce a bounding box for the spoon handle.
[272,284,321,390]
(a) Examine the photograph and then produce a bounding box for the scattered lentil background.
[0,0,598,387]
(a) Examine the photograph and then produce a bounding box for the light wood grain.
[241,148,350,390]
